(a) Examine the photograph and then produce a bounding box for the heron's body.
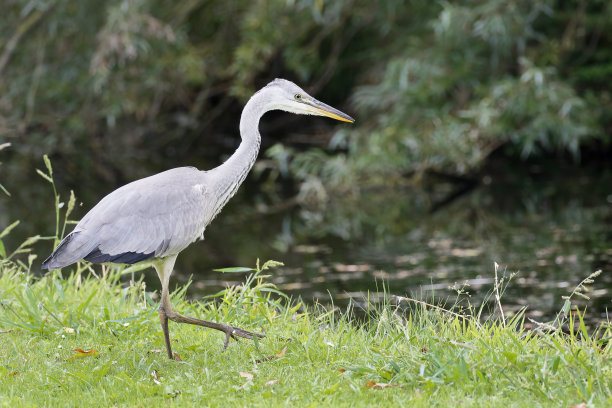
[44,167,206,267]
[42,79,353,359]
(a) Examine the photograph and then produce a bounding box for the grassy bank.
[0,252,610,407]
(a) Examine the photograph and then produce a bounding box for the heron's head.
[262,78,354,123]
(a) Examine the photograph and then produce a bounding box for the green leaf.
[43,154,53,176]
[259,287,289,299]
[0,183,10,196]
[36,169,52,183]
[503,351,518,364]
[0,239,6,258]
[77,288,100,314]
[561,299,571,317]
[54,279,65,301]
[550,356,561,374]
[66,190,76,218]
[261,260,284,270]
[213,267,253,273]
[144,291,157,307]
[0,220,19,239]
[323,381,340,394]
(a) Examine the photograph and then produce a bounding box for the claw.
[223,331,231,349]
[222,327,263,348]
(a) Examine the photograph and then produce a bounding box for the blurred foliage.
[0,0,611,204]
[267,0,611,203]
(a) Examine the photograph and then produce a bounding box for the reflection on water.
[167,158,611,327]
[1,155,610,327]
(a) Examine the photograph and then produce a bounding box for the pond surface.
[160,157,611,327]
[1,155,610,328]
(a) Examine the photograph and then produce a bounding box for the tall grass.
[0,252,609,406]
[0,158,610,406]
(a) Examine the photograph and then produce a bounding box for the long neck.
[209,91,267,210]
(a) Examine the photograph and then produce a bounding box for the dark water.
[1,155,610,327]
[165,157,611,327]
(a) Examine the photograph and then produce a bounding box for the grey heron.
[42,78,354,359]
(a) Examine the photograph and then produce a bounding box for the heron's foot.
[220,324,265,349]
[165,309,264,349]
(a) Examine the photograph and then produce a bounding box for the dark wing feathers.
[83,248,154,264]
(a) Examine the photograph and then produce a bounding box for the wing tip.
[41,258,52,270]
[84,248,154,264]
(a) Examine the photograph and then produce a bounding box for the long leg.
[154,256,178,359]
[153,255,264,359]
[159,307,173,359]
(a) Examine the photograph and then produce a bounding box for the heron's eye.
[294,93,302,100]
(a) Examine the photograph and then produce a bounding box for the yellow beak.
[304,98,355,123]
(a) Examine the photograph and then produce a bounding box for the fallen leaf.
[0,329,14,334]
[239,372,254,390]
[67,349,99,361]
[73,348,96,354]
[570,404,586,408]
[277,345,288,358]
[337,369,346,373]
[255,345,288,363]
[9,371,19,376]
[264,380,279,387]
[148,349,162,354]
[173,352,182,361]
[63,327,75,334]
[365,381,404,390]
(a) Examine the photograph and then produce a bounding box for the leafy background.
[1,0,610,252]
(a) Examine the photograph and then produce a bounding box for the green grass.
[0,159,610,407]
[0,255,610,407]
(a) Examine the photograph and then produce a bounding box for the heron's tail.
[41,230,96,270]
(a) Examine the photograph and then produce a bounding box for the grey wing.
[42,167,214,269]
